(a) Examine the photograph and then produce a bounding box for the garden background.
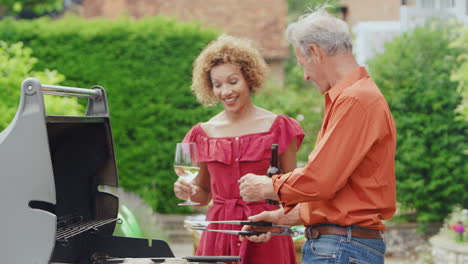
[0,0,467,262]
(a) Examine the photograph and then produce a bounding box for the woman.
[173,35,304,264]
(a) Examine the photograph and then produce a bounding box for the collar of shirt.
[325,66,369,103]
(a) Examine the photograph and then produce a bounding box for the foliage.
[0,40,83,131]
[437,205,468,243]
[281,0,338,158]
[254,71,323,161]
[101,186,169,242]
[451,26,468,120]
[288,0,340,14]
[287,0,340,22]
[0,16,218,214]
[117,205,144,238]
[290,226,305,242]
[368,21,468,224]
[0,0,64,18]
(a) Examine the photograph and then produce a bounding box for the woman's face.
[210,63,251,112]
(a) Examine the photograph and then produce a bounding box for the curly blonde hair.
[191,35,267,106]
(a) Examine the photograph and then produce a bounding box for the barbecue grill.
[0,78,240,264]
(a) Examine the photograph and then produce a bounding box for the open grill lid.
[0,78,119,263]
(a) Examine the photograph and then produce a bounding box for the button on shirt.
[272,67,397,231]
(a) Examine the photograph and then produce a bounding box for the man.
[238,7,396,264]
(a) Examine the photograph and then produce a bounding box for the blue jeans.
[301,225,386,264]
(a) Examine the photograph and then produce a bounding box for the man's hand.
[239,210,279,243]
[239,173,277,201]
[239,206,302,243]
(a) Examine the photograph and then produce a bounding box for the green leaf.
[368,20,468,223]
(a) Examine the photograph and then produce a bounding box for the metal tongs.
[184,220,301,237]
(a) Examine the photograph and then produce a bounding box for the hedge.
[368,21,468,224]
[0,15,219,213]
[0,40,83,130]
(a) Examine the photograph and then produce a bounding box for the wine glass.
[174,142,200,206]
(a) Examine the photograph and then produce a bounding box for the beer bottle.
[266,144,281,205]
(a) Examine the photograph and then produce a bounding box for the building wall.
[266,60,286,88]
[339,0,402,26]
[81,0,288,87]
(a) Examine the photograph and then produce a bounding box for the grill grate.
[56,218,120,241]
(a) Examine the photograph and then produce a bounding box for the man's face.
[294,45,328,94]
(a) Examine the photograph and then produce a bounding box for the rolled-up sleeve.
[273,97,381,212]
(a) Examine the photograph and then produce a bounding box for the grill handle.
[21,78,109,116]
[40,84,102,99]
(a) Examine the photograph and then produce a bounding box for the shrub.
[0,0,64,18]
[0,15,327,213]
[253,78,323,161]
[0,40,83,131]
[287,0,340,21]
[451,26,468,209]
[368,21,468,224]
[451,26,468,120]
[0,16,218,214]
[100,186,169,242]
[436,205,468,244]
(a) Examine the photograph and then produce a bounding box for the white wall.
[406,0,468,25]
[353,21,402,66]
[352,0,467,67]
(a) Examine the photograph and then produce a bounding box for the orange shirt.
[272,67,396,231]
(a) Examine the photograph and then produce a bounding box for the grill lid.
[0,78,118,263]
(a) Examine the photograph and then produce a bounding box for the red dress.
[183,114,305,264]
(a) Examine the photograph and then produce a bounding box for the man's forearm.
[262,179,279,200]
[277,204,302,226]
[247,204,302,226]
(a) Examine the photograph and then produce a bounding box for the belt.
[305,226,383,239]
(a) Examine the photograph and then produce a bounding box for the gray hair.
[286,7,352,56]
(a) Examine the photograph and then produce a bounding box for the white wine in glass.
[174,143,200,206]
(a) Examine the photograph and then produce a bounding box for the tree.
[368,21,468,224]
[0,16,218,214]
[451,26,468,120]
[287,0,340,22]
[0,0,64,18]
[281,0,340,158]
[0,40,83,131]
[450,26,468,209]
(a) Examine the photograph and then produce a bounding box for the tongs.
[99,256,241,263]
[184,220,301,237]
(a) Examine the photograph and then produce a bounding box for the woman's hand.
[174,178,208,204]
[174,162,211,205]
[173,178,193,200]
